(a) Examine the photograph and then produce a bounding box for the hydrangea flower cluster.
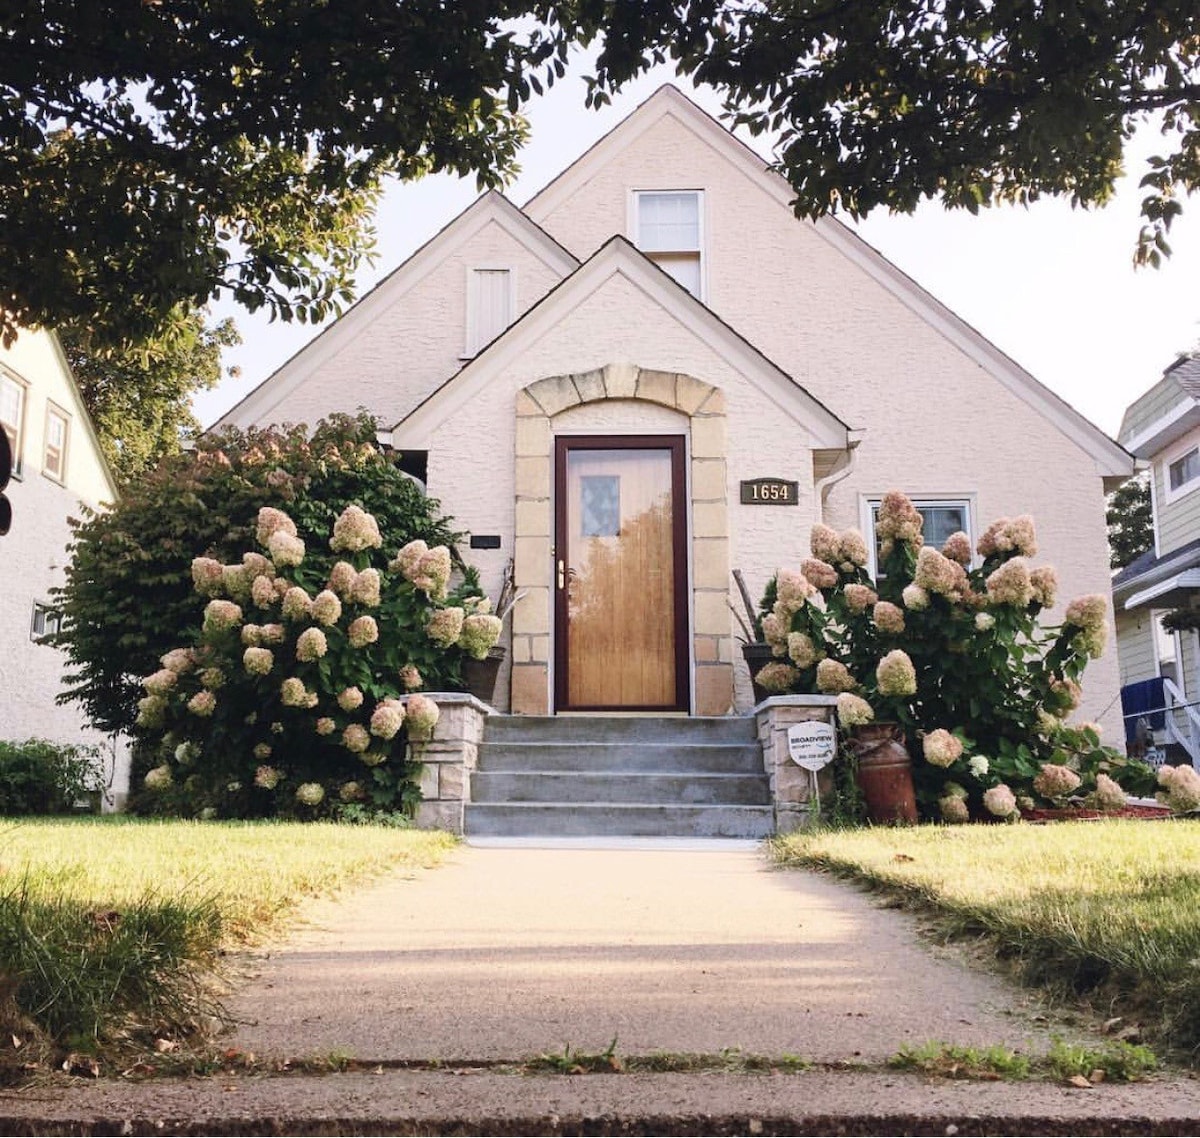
[876,650,916,697]
[816,658,856,694]
[835,692,874,727]
[982,784,1018,818]
[330,505,382,553]
[1157,764,1200,813]
[1032,763,1082,800]
[922,729,963,769]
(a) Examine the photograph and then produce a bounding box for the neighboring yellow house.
[0,326,128,805]
[1114,355,1200,768]
[215,86,1132,732]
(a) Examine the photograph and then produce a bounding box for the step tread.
[464,801,776,838]
[467,803,774,812]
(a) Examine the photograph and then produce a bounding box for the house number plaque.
[787,721,836,771]
[740,478,798,505]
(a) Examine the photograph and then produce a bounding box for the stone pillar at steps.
[407,693,491,834]
[754,695,840,834]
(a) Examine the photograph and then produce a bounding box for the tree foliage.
[0,0,563,347]
[579,1,1200,265]
[5,2,1196,347]
[51,414,460,738]
[1107,473,1154,570]
[60,307,241,485]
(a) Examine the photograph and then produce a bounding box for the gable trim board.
[46,332,119,503]
[1123,397,1200,459]
[388,235,851,452]
[524,84,1132,484]
[212,191,579,431]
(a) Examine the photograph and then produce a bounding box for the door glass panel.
[565,447,675,708]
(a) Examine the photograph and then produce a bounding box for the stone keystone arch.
[509,362,733,716]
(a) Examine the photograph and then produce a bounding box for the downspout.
[814,431,865,524]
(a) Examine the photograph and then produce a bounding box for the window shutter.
[466,269,513,356]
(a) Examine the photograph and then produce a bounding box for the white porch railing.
[1162,677,1200,769]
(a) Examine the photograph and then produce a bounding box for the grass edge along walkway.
[0,818,456,1074]
[771,820,1200,1062]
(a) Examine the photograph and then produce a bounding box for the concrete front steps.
[465,715,773,839]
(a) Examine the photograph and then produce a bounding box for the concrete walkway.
[228,841,1072,1063]
[8,841,1200,1135]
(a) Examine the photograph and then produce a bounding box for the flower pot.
[462,646,505,704]
[742,642,776,704]
[846,722,918,824]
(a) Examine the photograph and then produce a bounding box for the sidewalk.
[228,841,1080,1062]
[2,840,1198,1135]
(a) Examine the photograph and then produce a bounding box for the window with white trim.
[464,267,513,357]
[864,496,973,576]
[30,602,62,642]
[0,372,25,475]
[43,403,69,482]
[1168,447,1200,493]
[634,190,704,298]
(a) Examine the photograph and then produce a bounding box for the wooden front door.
[554,436,688,711]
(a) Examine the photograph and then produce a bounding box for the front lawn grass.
[773,820,1200,1059]
[0,818,455,1070]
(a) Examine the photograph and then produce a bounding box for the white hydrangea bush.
[137,504,501,819]
[752,491,1157,821]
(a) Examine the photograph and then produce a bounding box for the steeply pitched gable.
[526,85,1131,483]
[390,234,850,451]
[212,192,578,431]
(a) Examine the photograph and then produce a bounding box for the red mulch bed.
[1021,804,1172,823]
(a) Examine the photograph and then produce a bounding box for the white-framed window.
[633,190,704,299]
[1163,437,1200,504]
[0,370,25,476]
[861,494,974,577]
[30,601,62,642]
[43,402,69,483]
[463,267,514,358]
[1152,608,1181,690]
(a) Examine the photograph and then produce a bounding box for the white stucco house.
[215,85,1132,741]
[1113,355,1200,767]
[0,326,128,805]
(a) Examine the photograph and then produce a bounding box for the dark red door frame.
[553,434,690,713]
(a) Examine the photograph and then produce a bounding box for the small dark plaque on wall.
[740,478,799,505]
[469,535,502,549]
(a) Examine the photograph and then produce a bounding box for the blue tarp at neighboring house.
[1120,676,1167,743]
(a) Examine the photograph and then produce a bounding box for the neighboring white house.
[0,326,129,805]
[1113,355,1200,767]
[216,85,1132,732]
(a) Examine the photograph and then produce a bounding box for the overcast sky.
[197,61,1200,440]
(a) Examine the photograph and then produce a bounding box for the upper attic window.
[464,267,514,357]
[43,402,69,483]
[634,190,704,299]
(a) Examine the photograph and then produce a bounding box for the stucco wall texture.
[526,104,1123,738]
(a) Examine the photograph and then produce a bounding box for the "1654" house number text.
[740,478,799,505]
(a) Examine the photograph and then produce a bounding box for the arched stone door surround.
[509,362,733,715]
